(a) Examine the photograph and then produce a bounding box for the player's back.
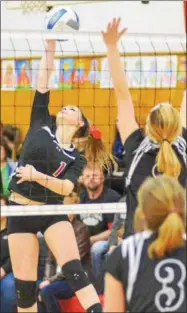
[125,232,186,312]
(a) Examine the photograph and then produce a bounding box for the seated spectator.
[38,198,95,313]
[0,138,16,197]
[108,197,147,253]
[108,215,126,252]
[2,124,22,160]
[112,126,124,161]
[0,122,4,137]
[0,195,17,313]
[79,163,121,280]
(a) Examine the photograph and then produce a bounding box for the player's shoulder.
[182,127,187,140]
[120,231,153,257]
[40,125,55,138]
[123,128,145,153]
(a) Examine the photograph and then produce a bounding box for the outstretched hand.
[16,164,38,184]
[102,18,127,46]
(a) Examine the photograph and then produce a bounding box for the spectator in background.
[0,195,17,313]
[108,198,127,252]
[2,125,22,160]
[104,125,126,196]
[0,122,4,137]
[79,163,121,280]
[112,126,124,161]
[0,138,16,197]
[38,193,96,313]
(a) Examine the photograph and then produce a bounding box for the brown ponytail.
[136,175,185,259]
[74,119,118,173]
[147,103,182,178]
[84,131,118,173]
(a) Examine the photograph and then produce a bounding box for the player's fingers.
[113,18,117,28]
[101,31,106,38]
[119,27,128,37]
[107,22,111,33]
[16,173,22,178]
[17,178,24,184]
[16,166,23,172]
[116,17,121,29]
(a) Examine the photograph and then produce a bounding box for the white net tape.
[1,202,127,217]
[21,1,47,13]
[1,30,186,58]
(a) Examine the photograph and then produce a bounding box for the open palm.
[102,18,127,46]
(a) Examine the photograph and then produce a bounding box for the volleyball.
[45,6,80,32]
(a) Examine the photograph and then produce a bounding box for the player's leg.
[44,221,102,312]
[8,233,39,313]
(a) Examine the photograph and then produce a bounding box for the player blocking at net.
[102,18,186,238]
[7,38,116,312]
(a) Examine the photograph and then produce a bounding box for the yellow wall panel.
[1,54,185,149]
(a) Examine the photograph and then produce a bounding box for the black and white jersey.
[9,91,86,204]
[106,231,186,313]
[123,128,187,237]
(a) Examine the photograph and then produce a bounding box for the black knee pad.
[62,259,90,292]
[15,278,37,308]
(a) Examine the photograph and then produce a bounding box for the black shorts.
[7,202,70,235]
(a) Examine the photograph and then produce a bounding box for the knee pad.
[62,259,90,292]
[15,278,37,308]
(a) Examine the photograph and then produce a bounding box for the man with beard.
[79,163,121,281]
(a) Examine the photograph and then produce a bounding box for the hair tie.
[170,208,177,214]
[163,139,170,144]
[89,126,102,140]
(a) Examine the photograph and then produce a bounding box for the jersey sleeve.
[123,128,145,154]
[30,91,52,129]
[105,245,125,282]
[62,154,86,185]
[182,128,187,152]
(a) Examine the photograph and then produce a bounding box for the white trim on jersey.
[121,231,152,303]
[121,231,186,307]
[126,135,186,188]
[42,126,56,138]
[42,126,76,160]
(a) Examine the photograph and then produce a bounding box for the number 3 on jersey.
[154,259,186,312]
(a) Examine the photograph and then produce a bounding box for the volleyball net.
[1,202,127,217]
[1,29,186,151]
[1,2,186,221]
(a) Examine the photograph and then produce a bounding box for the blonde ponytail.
[157,140,181,177]
[134,207,148,233]
[148,212,185,259]
[147,103,182,178]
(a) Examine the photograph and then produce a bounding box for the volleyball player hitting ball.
[104,175,186,312]
[102,18,186,238]
[7,39,115,312]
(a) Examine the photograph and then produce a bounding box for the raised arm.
[180,90,186,129]
[30,40,56,128]
[37,40,56,93]
[102,18,138,144]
